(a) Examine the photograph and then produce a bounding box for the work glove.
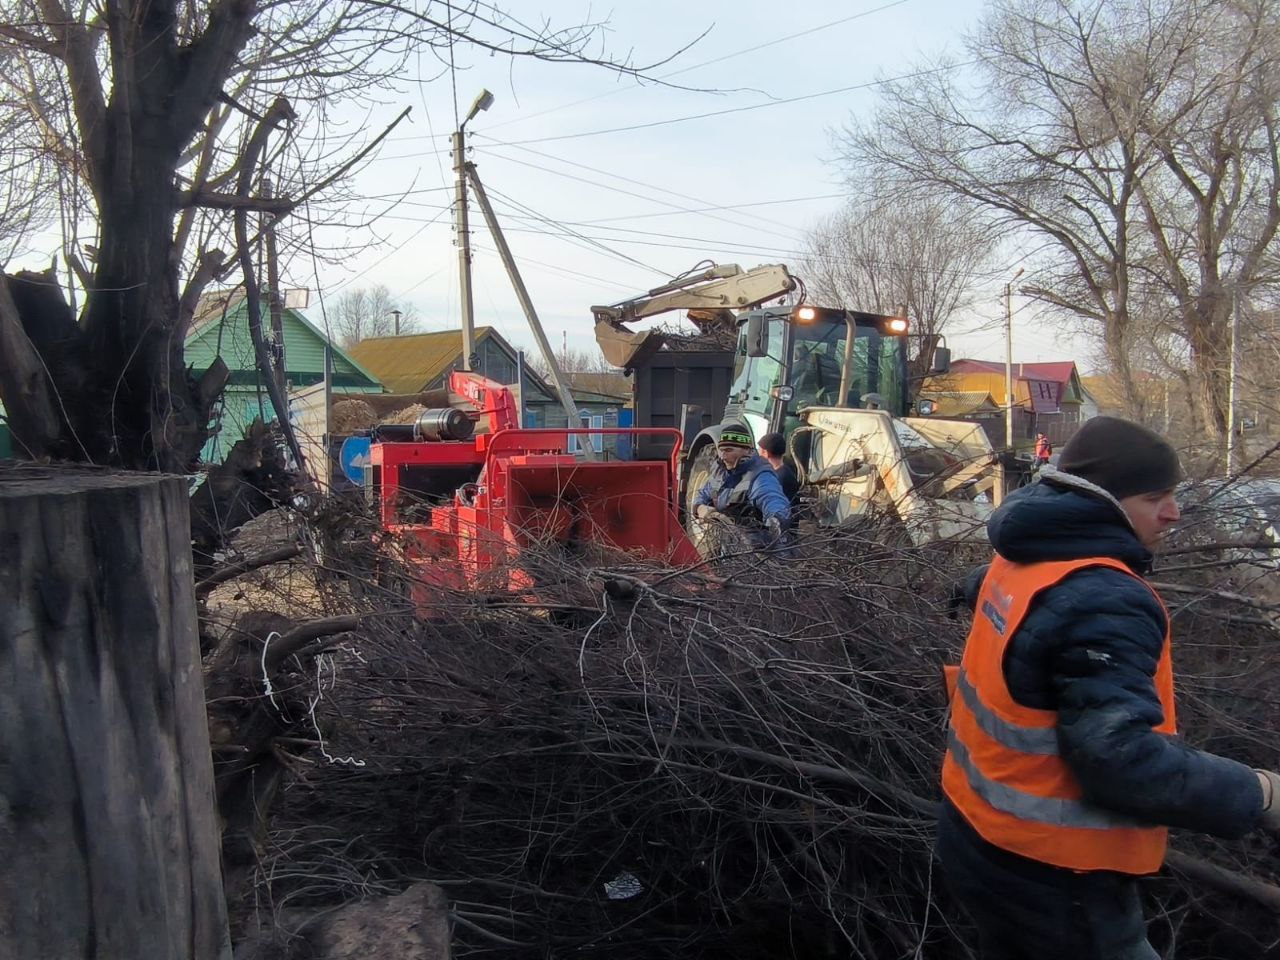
[1256,770,1280,831]
[695,504,717,521]
[764,516,796,559]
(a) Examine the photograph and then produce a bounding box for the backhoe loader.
[593,264,1003,552]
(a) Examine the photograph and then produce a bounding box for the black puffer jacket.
[959,472,1263,838]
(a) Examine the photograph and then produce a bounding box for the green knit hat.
[717,420,753,448]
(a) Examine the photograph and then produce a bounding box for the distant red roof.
[951,359,1079,385]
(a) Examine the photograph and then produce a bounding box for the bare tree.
[328,285,420,347]
[526,343,626,395]
[0,1,686,471]
[804,195,994,376]
[838,0,1280,444]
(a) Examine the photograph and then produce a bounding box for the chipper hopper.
[366,370,699,616]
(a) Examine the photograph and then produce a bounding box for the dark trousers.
[936,800,1159,960]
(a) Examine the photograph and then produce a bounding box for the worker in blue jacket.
[692,420,791,549]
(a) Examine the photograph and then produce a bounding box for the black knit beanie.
[1056,416,1183,500]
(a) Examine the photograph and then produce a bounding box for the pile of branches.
[652,319,738,352]
[203,502,1280,959]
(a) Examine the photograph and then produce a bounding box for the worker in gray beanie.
[938,418,1280,959]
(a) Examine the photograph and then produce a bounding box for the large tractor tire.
[684,443,719,558]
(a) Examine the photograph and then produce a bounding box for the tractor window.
[791,323,848,409]
[791,324,907,414]
[876,333,906,413]
[731,317,787,416]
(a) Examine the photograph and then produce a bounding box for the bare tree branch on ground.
[205,492,1280,959]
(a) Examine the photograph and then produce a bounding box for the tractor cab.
[723,305,915,443]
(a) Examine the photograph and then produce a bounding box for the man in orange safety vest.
[940,416,1280,959]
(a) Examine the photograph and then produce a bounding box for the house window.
[569,410,604,453]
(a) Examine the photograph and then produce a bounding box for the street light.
[1005,267,1025,450]
[465,89,494,126]
[455,89,494,371]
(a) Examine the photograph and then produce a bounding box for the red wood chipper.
[366,370,700,616]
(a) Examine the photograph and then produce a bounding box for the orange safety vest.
[941,555,1177,875]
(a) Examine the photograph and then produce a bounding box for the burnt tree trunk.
[0,462,229,959]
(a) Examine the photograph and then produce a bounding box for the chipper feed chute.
[371,421,699,617]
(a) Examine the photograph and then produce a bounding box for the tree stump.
[0,462,229,959]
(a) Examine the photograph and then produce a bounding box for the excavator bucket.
[593,319,665,371]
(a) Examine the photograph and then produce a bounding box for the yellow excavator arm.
[592,263,795,369]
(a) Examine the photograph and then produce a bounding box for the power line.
[325,198,1055,287]
[323,206,452,298]
[474,137,816,240]
[470,241,647,293]
[482,184,671,275]
[372,45,972,155]
[391,201,1055,286]
[476,0,916,134]
[575,195,847,225]
[473,59,978,149]
[465,6,1159,150]
[315,194,837,224]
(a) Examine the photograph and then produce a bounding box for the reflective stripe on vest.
[945,729,1146,830]
[941,555,1176,875]
[952,667,1057,755]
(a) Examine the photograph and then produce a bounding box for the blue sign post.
[339,435,372,486]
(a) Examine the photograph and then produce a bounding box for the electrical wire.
[472,137,814,240]
[481,184,671,274]
[430,198,1056,286]
[472,59,980,149]
[574,195,847,226]
[476,0,917,133]
[461,7,1164,150]
[468,241,648,293]
[323,205,452,298]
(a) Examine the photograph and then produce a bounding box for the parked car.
[1174,478,1280,588]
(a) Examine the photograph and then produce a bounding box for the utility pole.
[1005,267,1024,450]
[1227,288,1241,474]
[453,90,493,372]
[466,165,591,458]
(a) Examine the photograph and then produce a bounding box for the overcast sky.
[55,1,1092,369]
